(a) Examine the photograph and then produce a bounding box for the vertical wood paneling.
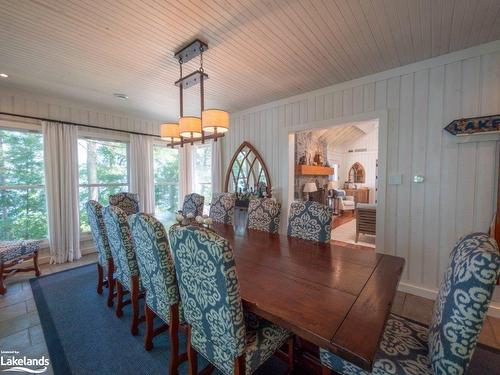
[423,65,445,288]
[223,47,500,299]
[409,69,429,284]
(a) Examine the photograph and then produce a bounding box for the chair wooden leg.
[33,251,41,277]
[97,263,104,294]
[115,281,124,317]
[287,336,294,373]
[234,355,245,375]
[144,304,155,351]
[0,261,5,295]
[187,326,198,375]
[169,304,180,375]
[130,274,140,336]
[106,259,114,307]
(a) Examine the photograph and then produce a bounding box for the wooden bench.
[0,240,42,294]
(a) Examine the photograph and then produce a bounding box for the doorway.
[290,118,380,248]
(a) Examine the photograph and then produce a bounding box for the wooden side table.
[0,240,42,294]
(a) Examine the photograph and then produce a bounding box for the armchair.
[337,194,355,215]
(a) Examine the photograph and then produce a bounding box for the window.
[0,128,47,240]
[192,143,212,212]
[153,145,179,223]
[78,138,129,232]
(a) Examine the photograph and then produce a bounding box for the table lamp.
[303,182,317,201]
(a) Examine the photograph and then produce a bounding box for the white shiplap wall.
[0,87,162,135]
[222,41,500,308]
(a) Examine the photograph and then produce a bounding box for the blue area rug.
[30,264,286,375]
[30,264,500,375]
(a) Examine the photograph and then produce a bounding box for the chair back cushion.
[428,232,500,374]
[209,193,236,224]
[287,201,333,242]
[103,206,139,287]
[247,198,281,234]
[129,213,179,322]
[109,192,140,216]
[85,200,112,267]
[168,225,245,373]
[182,193,205,217]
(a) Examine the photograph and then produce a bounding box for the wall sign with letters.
[444,114,500,136]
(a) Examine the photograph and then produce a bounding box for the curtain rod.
[0,111,161,137]
[0,111,225,144]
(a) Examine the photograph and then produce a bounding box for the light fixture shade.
[303,182,318,193]
[179,116,202,137]
[160,123,181,141]
[202,109,229,133]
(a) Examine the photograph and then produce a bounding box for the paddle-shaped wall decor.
[444,114,500,136]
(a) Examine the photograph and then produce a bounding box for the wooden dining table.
[209,223,405,373]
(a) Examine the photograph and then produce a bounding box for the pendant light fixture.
[162,40,229,147]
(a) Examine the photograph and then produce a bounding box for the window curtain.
[42,121,81,264]
[129,134,154,213]
[211,139,223,193]
[179,144,192,208]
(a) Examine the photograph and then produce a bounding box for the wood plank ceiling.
[0,0,499,121]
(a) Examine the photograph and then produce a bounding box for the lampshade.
[202,109,229,133]
[179,116,202,137]
[160,123,181,141]
[327,180,338,190]
[303,182,318,193]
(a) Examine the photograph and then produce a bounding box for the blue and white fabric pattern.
[85,200,112,271]
[0,240,42,263]
[247,198,281,234]
[182,193,205,217]
[209,193,236,225]
[320,314,431,375]
[320,232,500,375]
[428,232,500,375]
[109,192,140,216]
[103,205,141,291]
[287,201,333,242]
[129,213,182,324]
[168,225,290,375]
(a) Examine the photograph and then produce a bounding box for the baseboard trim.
[399,281,500,319]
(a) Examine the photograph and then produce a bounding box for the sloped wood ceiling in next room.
[1,0,499,121]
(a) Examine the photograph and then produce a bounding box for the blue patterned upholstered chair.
[85,200,115,307]
[109,192,140,216]
[128,213,186,373]
[168,225,294,375]
[209,192,236,224]
[320,232,500,375]
[103,205,144,335]
[247,198,281,234]
[182,193,205,217]
[287,201,333,243]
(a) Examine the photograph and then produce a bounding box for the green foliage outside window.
[154,145,179,223]
[0,129,47,240]
[193,144,212,213]
[78,139,128,232]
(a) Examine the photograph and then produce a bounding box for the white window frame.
[0,121,49,244]
[78,134,130,234]
[152,140,181,216]
[191,143,212,210]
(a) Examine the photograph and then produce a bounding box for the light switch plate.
[389,174,402,185]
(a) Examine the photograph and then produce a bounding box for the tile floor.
[1,253,500,375]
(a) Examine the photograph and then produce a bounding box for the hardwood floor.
[2,252,500,375]
[332,212,355,229]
